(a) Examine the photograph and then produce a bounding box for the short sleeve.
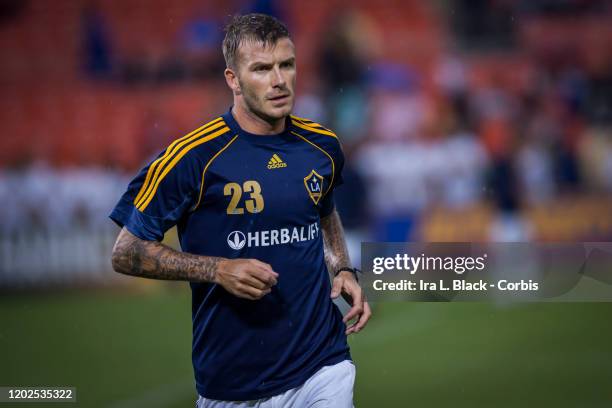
[318,139,345,218]
[109,150,202,241]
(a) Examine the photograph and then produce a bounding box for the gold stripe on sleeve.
[291,120,337,138]
[133,117,224,206]
[137,127,231,211]
[135,121,226,209]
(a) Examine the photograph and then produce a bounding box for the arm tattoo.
[321,210,351,278]
[111,227,221,282]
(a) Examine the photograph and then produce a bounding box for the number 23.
[224,180,264,214]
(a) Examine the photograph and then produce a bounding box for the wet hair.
[222,13,291,69]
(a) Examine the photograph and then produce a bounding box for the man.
[110,13,371,408]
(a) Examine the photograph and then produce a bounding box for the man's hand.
[331,271,372,335]
[216,259,278,300]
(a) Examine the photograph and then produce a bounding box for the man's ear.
[224,67,241,96]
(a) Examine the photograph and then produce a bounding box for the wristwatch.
[334,267,360,283]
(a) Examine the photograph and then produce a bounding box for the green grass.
[1,287,611,407]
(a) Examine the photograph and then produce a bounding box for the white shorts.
[196,360,355,408]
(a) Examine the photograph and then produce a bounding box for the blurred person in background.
[180,5,224,81]
[317,11,379,144]
[109,13,370,408]
[81,5,113,79]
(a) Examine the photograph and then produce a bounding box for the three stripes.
[133,117,230,211]
[290,115,337,138]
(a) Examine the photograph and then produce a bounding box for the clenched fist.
[215,258,278,300]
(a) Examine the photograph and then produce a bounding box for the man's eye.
[255,66,269,72]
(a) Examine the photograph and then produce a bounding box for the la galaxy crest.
[304,170,324,205]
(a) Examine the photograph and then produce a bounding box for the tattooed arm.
[111,227,221,282]
[111,227,278,300]
[321,209,352,277]
[321,209,371,334]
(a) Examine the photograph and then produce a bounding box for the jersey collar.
[222,107,293,144]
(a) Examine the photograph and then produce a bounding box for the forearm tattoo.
[321,210,351,278]
[111,227,221,282]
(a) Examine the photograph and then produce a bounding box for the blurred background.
[1,0,611,407]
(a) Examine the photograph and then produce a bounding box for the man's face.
[231,37,296,122]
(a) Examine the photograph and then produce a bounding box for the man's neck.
[231,104,286,135]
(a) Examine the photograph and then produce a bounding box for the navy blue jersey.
[109,109,350,400]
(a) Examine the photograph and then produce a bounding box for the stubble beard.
[240,81,291,124]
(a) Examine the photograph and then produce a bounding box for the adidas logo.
[267,154,287,169]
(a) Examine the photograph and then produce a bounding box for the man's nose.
[271,66,286,88]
